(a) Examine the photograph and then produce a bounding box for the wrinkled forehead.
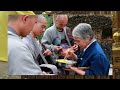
[36,20,47,28]
[57,19,68,26]
[56,15,68,21]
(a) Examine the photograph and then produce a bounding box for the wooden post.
[112,11,118,29]
[117,11,120,29]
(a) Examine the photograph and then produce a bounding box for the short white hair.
[72,23,94,39]
[37,14,46,22]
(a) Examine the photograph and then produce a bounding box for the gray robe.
[8,27,42,75]
[22,35,58,74]
[22,35,48,64]
[41,24,72,61]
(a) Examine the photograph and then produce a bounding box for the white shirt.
[83,38,96,52]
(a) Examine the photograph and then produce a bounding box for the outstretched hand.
[43,49,52,56]
[64,48,77,60]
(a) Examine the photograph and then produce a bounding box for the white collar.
[83,38,96,52]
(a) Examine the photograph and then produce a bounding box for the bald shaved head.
[55,15,68,21]
[37,14,46,23]
[31,14,47,37]
[55,14,68,30]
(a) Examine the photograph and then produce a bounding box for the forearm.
[75,69,85,75]
[72,54,78,60]
[69,66,85,75]
[42,43,55,51]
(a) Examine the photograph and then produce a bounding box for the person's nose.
[42,28,46,32]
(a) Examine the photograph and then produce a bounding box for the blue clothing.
[78,41,110,75]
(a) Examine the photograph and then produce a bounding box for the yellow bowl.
[56,59,76,68]
[56,59,76,65]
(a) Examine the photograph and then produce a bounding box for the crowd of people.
[8,12,110,75]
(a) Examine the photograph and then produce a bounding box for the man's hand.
[64,65,78,72]
[54,46,62,52]
[65,66,85,75]
[72,44,78,52]
[64,48,77,60]
[43,49,52,56]
[58,48,68,56]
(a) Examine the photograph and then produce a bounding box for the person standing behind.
[41,15,75,63]
[22,15,58,74]
[22,15,53,65]
[38,11,53,41]
[41,14,79,75]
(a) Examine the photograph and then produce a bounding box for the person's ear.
[86,35,90,40]
[21,15,29,24]
[54,18,58,24]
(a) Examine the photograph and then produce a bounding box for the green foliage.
[33,11,43,14]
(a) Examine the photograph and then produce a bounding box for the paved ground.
[0,61,21,79]
[0,61,113,79]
